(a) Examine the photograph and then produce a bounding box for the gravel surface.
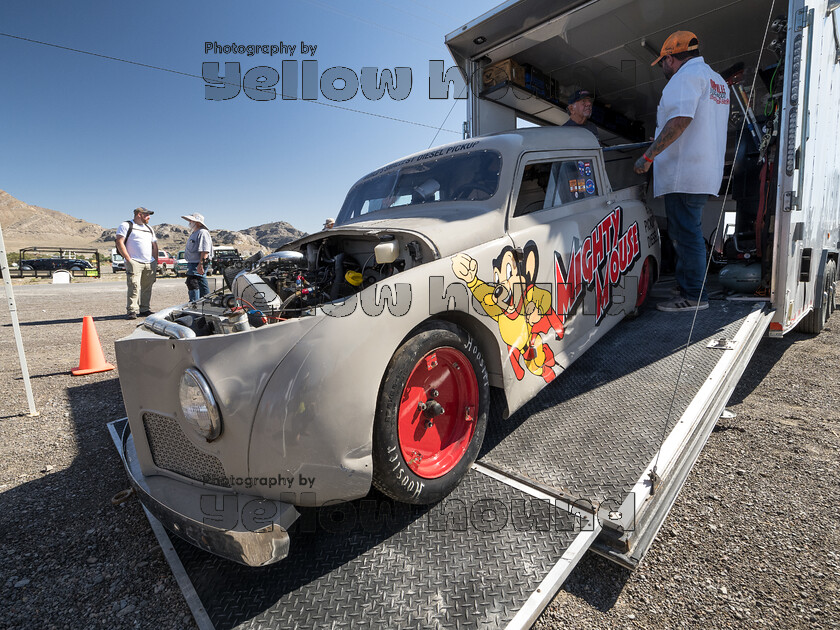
[1,276,838,629]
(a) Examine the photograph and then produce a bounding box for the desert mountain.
[1,190,306,256]
[0,190,104,252]
[240,222,307,250]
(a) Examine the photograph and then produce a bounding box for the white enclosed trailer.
[446,0,840,334]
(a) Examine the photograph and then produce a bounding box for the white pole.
[0,221,39,416]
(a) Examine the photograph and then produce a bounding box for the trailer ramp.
[108,298,772,629]
[109,419,600,630]
[478,299,773,569]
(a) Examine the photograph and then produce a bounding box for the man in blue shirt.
[181,212,214,302]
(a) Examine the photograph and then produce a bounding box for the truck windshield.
[337,150,501,223]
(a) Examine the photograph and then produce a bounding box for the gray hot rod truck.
[115,127,660,566]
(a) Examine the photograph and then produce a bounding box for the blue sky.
[0,0,497,234]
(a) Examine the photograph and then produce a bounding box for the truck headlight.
[179,368,222,441]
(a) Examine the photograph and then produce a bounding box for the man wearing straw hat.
[181,212,214,302]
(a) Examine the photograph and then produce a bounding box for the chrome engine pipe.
[143,305,196,339]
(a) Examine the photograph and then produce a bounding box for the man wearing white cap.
[115,206,158,319]
[181,212,213,302]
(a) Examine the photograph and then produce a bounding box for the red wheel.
[635,256,652,308]
[397,347,479,479]
[372,322,488,504]
[627,256,654,319]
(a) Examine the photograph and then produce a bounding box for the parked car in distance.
[20,258,94,273]
[111,248,125,272]
[157,250,176,275]
[174,250,188,277]
[209,246,243,275]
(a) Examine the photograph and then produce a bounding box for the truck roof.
[370,127,600,177]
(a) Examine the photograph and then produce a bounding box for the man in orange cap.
[634,31,730,312]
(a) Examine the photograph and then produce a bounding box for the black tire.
[372,321,489,505]
[799,260,836,334]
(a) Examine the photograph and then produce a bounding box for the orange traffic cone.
[71,316,115,376]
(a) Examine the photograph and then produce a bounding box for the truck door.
[505,149,636,409]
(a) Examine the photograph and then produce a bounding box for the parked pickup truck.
[156,250,176,276]
[111,248,125,272]
[174,250,188,277]
[209,246,243,276]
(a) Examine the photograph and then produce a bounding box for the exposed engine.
[151,231,429,337]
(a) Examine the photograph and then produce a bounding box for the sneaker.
[125,312,138,320]
[139,310,154,316]
[657,298,709,312]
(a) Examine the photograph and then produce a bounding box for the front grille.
[142,412,230,487]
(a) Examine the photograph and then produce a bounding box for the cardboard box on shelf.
[482,59,525,89]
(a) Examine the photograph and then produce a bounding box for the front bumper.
[115,421,299,567]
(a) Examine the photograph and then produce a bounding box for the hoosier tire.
[372,322,489,505]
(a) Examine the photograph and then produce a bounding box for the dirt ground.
[1,276,838,629]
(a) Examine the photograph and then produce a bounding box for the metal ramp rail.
[108,298,772,629]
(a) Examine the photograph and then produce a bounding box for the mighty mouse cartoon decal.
[452,241,564,382]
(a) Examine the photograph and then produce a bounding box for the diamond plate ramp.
[106,417,599,630]
[108,298,762,628]
[479,300,759,509]
[170,471,592,630]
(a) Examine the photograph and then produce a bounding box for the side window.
[513,158,600,217]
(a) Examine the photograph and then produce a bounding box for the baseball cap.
[568,89,594,105]
[134,206,154,215]
[651,31,699,66]
[181,212,208,229]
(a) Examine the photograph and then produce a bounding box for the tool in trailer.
[722,62,764,151]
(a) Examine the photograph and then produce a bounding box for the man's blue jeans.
[664,193,709,302]
[186,262,210,302]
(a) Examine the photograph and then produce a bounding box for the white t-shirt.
[116,220,157,263]
[653,57,730,197]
